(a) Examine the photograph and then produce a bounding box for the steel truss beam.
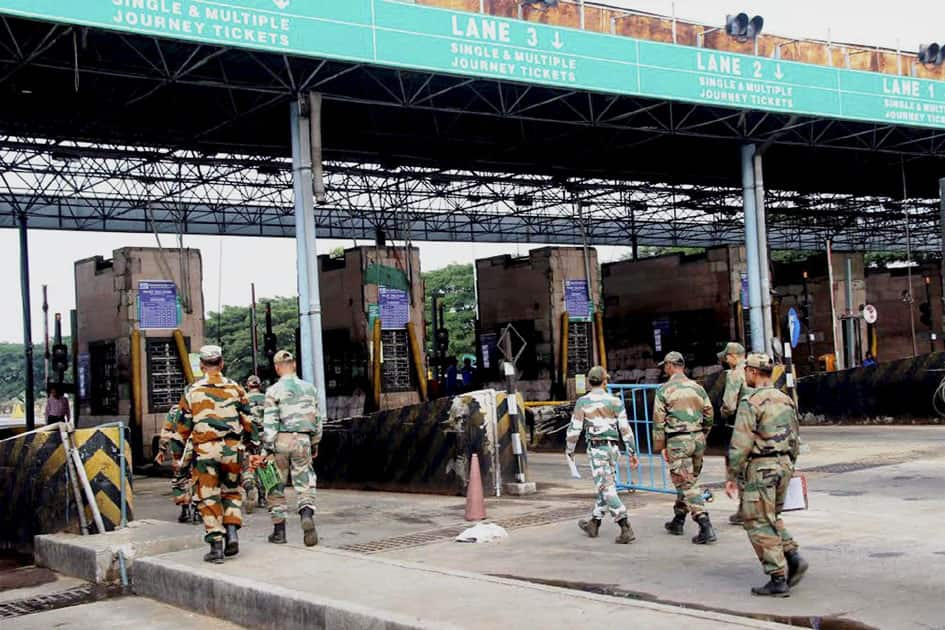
[0,137,937,252]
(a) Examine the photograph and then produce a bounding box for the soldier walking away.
[155,405,194,523]
[260,350,323,547]
[653,351,717,544]
[726,353,807,597]
[566,366,639,544]
[719,341,749,526]
[176,345,258,563]
[242,375,267,512]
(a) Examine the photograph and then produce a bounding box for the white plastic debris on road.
[455,522,509,543]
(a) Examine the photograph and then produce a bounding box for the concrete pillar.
[741,145,764,353]
[290,95,328,418]
[753,152,773,355]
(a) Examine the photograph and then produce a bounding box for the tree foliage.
[207,297,299,386]
[422,264,476,358]
[0,341,64,402]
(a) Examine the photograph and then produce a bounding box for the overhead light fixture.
[519,0,559,18]
[725,12,764,41]
[918,42,944,65]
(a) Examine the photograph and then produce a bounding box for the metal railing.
[607,384,675,495]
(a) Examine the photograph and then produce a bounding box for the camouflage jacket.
[565,387,636,455]
[176,373,258,445]
[721,359,750,420]
[653,373,714,449]
[247,391,266,429]
[727,386,800,482]
[157,405,185,459]
[263,374,322,449]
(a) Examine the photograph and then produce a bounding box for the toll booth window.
[89,341,119,415]
[381,329,414,393]
[567,320,592,377]
[146,338,188,414]
[323,329,368,396]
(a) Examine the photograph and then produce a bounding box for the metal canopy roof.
[0,14,940,250]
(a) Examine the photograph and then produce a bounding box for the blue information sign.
[787,307,801,349]
[139,280,179,330]
[378,287,409,330]
[564,280,590,321]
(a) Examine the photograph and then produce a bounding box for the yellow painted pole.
[173,329,194,384]
[560,311,570,387]
[595,311,607,372]
[372,318,383,409]
[130,329,143,434]
[406,322,428,401]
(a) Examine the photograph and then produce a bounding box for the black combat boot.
[203,540,225,564]
[224,524,239,557]
[785,550,809,587]
[664,513,685,535]
[751,574,790,597]
[177,504,190,523]
[268,521,287,544]
[578,518,601,538]
[728,511,744,525]
[615,518,636,544]
[691,514,717,544]
[300,507,318,547]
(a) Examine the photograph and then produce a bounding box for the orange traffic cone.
[465,453,486,521]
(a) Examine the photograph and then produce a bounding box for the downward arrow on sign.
[273,0,290,9]
[774,64,784,80]
[552,33,563,50]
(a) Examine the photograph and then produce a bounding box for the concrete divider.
[0,425,133,552]
[317,390,527,496]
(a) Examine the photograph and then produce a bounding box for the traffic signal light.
[725,13,764,40]
[799,304,810,322]
[264,332,278,361]
[435,329,449,354]
[919,43,944,66]
[919,302,932,328]
[51,343,69,374]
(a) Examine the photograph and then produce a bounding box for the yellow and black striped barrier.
[496,392,529,484]
[0,425,134,551]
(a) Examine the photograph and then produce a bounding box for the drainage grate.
[0,584,105,619]
[802,461,897,474]
[339,506,588,554]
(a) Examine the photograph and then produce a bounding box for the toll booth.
[864,264,943,361]
[74,247,204,460]
[602,246,747,379]
[475,247,601,400]
[318,246,426,417]
[773,252,865,373]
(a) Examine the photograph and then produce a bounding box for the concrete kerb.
[34,519,203,584]
[133,544,785,630]
[132,554,447,630]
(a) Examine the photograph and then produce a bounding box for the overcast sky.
[0,0,941,343]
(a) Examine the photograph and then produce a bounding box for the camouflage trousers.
[588,442,627,521]
[267,432,317,524]
[192,437,243,543]
[667,432,707,518]
[172,440,195,506]
[740,457,798,575]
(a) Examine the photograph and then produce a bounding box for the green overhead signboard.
[3,0,944,129]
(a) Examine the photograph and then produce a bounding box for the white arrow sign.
[774,64,784,80]
[552,32,564,50]
[273,0,290,9]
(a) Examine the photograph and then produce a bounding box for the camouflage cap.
[199,345,223,361]
[658,351,685,367]
[245,375,262,388]
[717,341,746,360]
[746,352,774,372]
[586,366,609,384]
[273,350,295,364]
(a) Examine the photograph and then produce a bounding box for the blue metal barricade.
[608,384,676,495]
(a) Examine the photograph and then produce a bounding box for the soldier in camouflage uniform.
[653,351,717,544]
[176,345,258,563]
[719,341,749,525]
[240,375,267,513]
[566,366,639,544]
[261,350,322,547]
[154,405,194,523]
[726,353,807,597]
